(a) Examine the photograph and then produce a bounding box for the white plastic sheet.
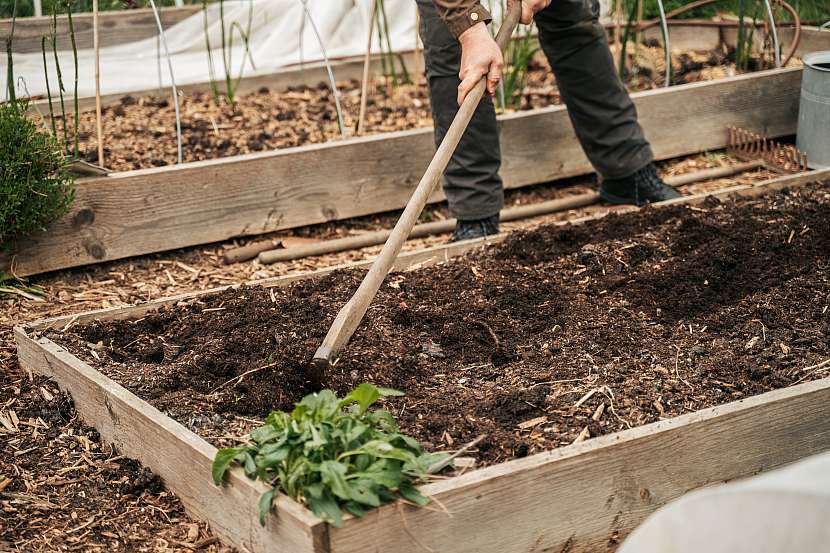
[618,451,830,553]
[3,0,611,100]
[4,0,421,98]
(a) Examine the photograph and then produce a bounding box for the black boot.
[450,214,500,242]
[599,163,682,207]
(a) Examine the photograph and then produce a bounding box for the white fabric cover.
[2,0,447,98]
[3,0,612,99]
[619,451,830,553]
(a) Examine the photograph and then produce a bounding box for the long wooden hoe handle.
[311,1,523,377]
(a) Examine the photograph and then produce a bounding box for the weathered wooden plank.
[14,327,328,553]
[1,68,804,277]
[1,6,201,54]
[329,377,830,553]
[791,27,830,57]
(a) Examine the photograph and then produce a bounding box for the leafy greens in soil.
[212,383,446,527]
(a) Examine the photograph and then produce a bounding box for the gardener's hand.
[457,22,504,105]
[520,0,552,24]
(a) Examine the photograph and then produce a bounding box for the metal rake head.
[727,126,809,174]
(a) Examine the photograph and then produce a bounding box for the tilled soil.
[53,184,830,467]
[59,46,752,172]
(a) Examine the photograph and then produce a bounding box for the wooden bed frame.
[3,68,805,276]
[15,168,830,552]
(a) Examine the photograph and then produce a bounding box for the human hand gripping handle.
[456,0,553,105]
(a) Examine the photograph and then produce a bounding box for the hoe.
[309,1,523,384]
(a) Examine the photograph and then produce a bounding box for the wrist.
[458,21,490,46]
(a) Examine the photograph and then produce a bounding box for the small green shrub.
[212,383,447,527]
[0,100,75,251]
[499,24,539,110]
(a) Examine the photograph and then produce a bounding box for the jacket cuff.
[446,5,493,39]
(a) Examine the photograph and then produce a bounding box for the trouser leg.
[415,0,503,220]
[535,0,653,179]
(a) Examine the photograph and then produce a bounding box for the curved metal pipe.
[762,0,781,67]
[148,0,183,164]
[299,0,347,138]
[637,0,800,69]
[655,0,671,87]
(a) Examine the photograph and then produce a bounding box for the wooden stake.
[356,0,377,136]
[93,0,104,166]
[613,0,623,68]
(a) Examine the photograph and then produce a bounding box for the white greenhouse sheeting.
[3,0,611,100]
[4,0,416,98]
[1,0,476,99]
[618,451,830,553]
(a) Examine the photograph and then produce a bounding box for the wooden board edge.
[13,326,329,553]
[59,66,805,182]
[22,168,829,333]
[421,376,830,498]
[329,377,830,552]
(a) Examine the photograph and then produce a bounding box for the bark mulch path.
[54,183,830,469]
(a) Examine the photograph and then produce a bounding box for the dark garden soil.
[53,184,830,467]
[56,46,763,172]
[0,370,230,552]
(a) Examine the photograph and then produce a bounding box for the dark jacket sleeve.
[430,0,492,38]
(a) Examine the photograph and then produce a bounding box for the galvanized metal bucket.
[797,51,830,169]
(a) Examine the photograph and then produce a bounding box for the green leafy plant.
[498,23,539,110]
[212,383,447,527]
[0,99,75,252]
[621,0,826,22]
[374,0,410,88]
[2,0,213,18]
[202,0,257,103]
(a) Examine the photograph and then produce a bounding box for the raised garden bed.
[3,23,823,278]
[68,45,759,172]
[16,172,830,552]
[2,68,806,277]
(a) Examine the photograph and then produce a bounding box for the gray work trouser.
[416,0,654,220]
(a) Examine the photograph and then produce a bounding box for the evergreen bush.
[0,100,75,251]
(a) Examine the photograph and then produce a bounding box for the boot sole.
[599,189,682,206]
[598,188,644,206]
